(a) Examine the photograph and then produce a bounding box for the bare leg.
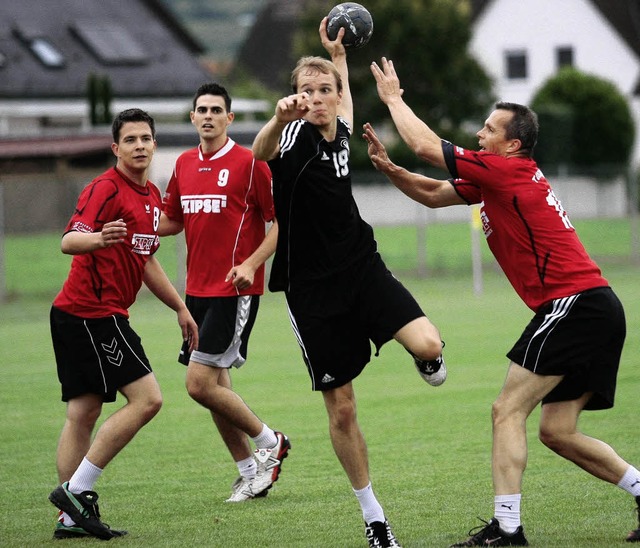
[56,394,103,482]
[209,368,252,462]
[322,383,370,489]
[491,363,562,495]
[186,361,263,438]
[85,373,162,469]
[393,316,442,362]
[539,394,629,483]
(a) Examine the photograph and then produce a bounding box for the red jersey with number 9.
[446,145,608,311]
[162,139,274,297]
[53,167,162,318]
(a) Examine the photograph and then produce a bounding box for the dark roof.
[591,0,640,59]
[0,0,212,99]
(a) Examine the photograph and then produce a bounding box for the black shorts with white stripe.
[507,286,626,410]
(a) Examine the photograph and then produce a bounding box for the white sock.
[353,482,385,524]
[618,466,640,496]
[237,456,257,479]
[68,457,103,493]
[58,510,76,527]
[494,494,521,533]
[251,424,277,449]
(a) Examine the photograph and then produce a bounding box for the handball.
[326,3,373,49]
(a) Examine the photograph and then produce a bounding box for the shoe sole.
[49,487,114,540]
[53,528,90,539]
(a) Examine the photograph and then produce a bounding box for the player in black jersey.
[253,18,445,548]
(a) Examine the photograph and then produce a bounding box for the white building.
[469,0,640,165]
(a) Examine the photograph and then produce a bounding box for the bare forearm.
[143,257,186,312]
[243,221,278,270]
[386,99,446,169]
[253,116,287,161]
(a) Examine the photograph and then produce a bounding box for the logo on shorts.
[102,338,123,367]
[321,373,335,383]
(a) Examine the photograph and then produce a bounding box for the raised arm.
[370,57,446,170]
[320,17,352,127]
[363,123,463,208]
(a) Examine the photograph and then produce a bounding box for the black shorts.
[507,286,626,410]
[50,306,153,403]
[285,253,425,391]
[179,295,259,368]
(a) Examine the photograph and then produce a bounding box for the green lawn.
[1,221,639,547]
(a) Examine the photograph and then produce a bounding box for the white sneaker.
[225,476,267,503]
[414,343,447,386]
[250,432,291,496]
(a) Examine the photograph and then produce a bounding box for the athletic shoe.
[251,431,291,496]
[53,509,128,540]
[49,482,115,540]
[365,519,402,547]
[53,521,92,540]
[225,475,269,503]
[450,518,528,546]
[627,495,640,542]
[414,341,447,386]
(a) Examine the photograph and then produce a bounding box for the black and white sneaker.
[49,482,117,540]
[365,519,401,547]
[414,341,447,386]
[450,517,528,546]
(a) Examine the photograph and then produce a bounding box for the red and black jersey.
[162,138,274,297]
[443,141,608,311]
[267,117,377,292]
[53,167,162,318]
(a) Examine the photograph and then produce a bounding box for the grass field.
[1,220,639,547]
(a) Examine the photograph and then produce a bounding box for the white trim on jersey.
[279,119,304,156]
[229,158,257,295]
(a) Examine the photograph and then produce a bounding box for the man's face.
[191,94,233,141]
[476,109,514,155]
[112,122,156,172]
[296,69,341,127]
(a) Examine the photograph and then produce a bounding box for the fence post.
[0,183,5,302]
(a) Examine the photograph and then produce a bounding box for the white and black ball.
[326,3,374,49]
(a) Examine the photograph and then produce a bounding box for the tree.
[293,0,495,168]
[87,73,113,126]
[531,67,635,172]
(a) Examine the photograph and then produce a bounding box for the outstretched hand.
[370,57,404,105]
[274,92,310,124]
[363,122,393,173]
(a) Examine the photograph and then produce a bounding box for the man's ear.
[507,138,522,154]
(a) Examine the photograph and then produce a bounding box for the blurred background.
[1,0,639,299]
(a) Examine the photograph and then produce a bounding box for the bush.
[531,68,634,170]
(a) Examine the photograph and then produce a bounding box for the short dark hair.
[193,82,232,112]
[495,101,539,157]
[111,108,155,143]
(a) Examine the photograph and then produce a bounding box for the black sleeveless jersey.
[268,117,377,292]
